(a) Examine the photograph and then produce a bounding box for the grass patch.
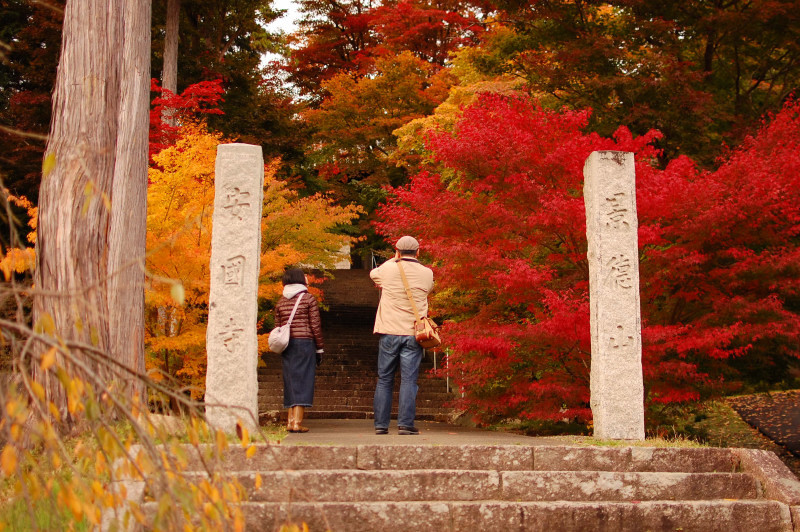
[561,434,707,448]
[491,398,796,450]
[0,494,91,532]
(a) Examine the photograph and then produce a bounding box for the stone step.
[318,271,380,307]
[128,444,800,532]
[179,445,741,474]
[228,500,791,532]
[201,470,759,503]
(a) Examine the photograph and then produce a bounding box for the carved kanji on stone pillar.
[205,144,264,433]
[584,151,645,440]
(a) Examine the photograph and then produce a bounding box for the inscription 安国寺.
[223,186,251,220]
[218,317,244,353]
[603,192,630,230]
[222,255,245,286]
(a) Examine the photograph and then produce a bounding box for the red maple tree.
[375,93,800,424]
[149,78,225,160]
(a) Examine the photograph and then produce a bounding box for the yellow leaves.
[42,152,56,177]
[102,491,116,509]
[233,512,246,532]
[279,523,310,532]
[254,473,262,489]
[187,422,200,446]
[215,428,228,452]
[31,381,46,401]
[82,181,94,217]
[66,376,85,416]
[33,312,55,335]
[62,487,85,521]
[171,282,185,305]
[128,501,147,525]
[1,444,18,476]
[5,398,27,424]
[203,501,219,520]
[131,395,140,420]
[89,326,100,346]
[91,480,105,498]
[40,346,57,371]
[95,450,107,476]
[246,445,257,459]
[0,246,35,280]
[48,400,61,421]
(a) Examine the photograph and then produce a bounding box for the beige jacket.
[370,258,434,335]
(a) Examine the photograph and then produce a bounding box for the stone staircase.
[137,444,800,531]
[258,269,455,421]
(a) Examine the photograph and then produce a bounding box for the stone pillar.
[583,151,645,440]
[205,143,264,433]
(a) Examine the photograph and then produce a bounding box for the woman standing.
[274,267,324,433]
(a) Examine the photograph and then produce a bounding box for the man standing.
[370,236,435,435]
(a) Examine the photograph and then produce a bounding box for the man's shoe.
[375,428,389,435]
[398,426,419,435]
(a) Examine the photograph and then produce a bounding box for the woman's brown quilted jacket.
[274,292,324,351]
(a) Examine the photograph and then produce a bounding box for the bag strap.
[285,293,304,326]
[396,259,423,322]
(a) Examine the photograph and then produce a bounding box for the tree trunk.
[109,0,152,398]
[33,0,150,420]
[162,0,180,125]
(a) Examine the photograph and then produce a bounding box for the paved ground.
[281,418,569,446]
[729,390,800,455]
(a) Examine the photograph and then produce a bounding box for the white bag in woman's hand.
[268,294,303,353]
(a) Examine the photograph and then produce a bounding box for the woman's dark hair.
[282,267,307,286]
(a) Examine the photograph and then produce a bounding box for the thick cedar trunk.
[33,0,150,418]
[109,0,151,394]
[162,0,180,125]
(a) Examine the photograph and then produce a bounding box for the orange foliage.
[145,122,361,397]
[0,188,37,281]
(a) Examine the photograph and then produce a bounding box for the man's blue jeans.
[373,334,423,429]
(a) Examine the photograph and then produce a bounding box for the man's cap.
[395,236,420,251]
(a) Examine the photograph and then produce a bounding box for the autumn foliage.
[148,78,225,160]
[375,93,800,424]
[145,122,361,396]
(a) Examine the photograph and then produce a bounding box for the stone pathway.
[730,390,800,455]
[280,418,568,446]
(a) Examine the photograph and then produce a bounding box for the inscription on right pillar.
[583,151,645,440]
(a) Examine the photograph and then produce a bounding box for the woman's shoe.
[289,422,309,433]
